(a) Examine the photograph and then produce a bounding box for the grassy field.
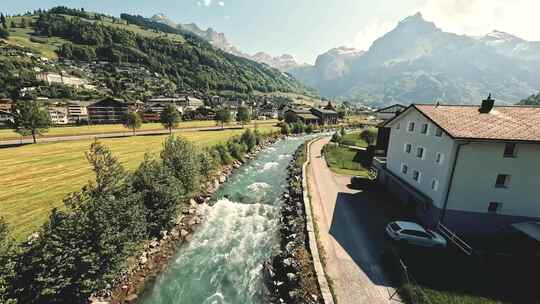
[323,144,370,176]
[341,132,369,148]
[0,125,277,240]
[0,120,278,141]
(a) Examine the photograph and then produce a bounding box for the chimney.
[479,94,495,113]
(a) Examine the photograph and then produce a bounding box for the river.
[139,136,310,304]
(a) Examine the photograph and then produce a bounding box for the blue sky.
[4,1,540,64]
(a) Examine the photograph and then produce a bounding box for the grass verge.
[322,144,370,177]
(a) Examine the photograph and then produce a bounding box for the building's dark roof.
[89,97,128,108]
[286,108,312,115]
[312,108,337,115]
[296,113,320,120]
[375,104,406,113]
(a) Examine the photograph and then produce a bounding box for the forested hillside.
[1,7,313,97]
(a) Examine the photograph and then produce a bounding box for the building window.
[404,143,412,154]
[495,174,511,188]
[416,146,425,159]
[436,152,444,164]
[420,123,429,134]
[503,143,517,158]
[431,179,439,191]
[435,127,443,137]
[412,170,421,183]
[488,202,503,213]
[396,123,401,130]
[401,163,408,174]
[408,121,415,132]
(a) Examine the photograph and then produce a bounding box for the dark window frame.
[503,143,517,158]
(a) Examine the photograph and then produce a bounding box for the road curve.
[307,137,399,304]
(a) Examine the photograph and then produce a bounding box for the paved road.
[307,137,400,304]
[0,122,274,146]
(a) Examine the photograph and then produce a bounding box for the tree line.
[33,9,312,96]
[0,127,272,303]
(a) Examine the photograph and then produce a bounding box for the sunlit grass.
[0,125,277,241]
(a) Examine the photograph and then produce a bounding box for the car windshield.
[390,223,401,231]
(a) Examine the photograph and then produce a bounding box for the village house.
[67,101,91,124]
[284,108,320,125]
[0,99,14,112]
[311,102,338,125]
[374,104,406,121]
[37,72,88,88]
[372,96,540,242]
[47,107,69,125]
[87,97,130,124]
[0,110,13,127]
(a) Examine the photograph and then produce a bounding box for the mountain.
[150,14,303,71]
[290,12,540,107]
[9,9,312,98]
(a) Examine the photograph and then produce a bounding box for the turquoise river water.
[140,136,310,304]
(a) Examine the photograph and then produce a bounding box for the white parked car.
[386,221,447,248]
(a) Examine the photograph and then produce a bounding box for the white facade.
[386,108,456,209]
[48,107,69,125]
[385,107,540,225]
[0,110,13,126]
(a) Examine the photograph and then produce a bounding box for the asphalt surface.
[307,137,400,304]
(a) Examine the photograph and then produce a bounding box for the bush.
[132,155,185,237]
[0,28,9,39]
[305,124,314,134]
[199,149,219,181]
[161,136,201,196]
[280,123,291,135]
[291,122,306,134]
[29,36,49,44]
[240,129,257,152]
[227,140,247,161]
[214,143,233,165]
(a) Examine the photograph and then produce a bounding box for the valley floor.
[0,125,277,241]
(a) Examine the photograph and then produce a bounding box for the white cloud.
[417,0,540,40]
[197,0,212,7]
[345,18,396,51]
[218,1,225,6]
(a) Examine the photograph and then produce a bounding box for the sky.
[4,0,540,64]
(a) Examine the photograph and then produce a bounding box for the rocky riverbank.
[263,143,323,304]
[89,134,283,304]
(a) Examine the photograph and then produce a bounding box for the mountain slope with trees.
[2,8,314,98]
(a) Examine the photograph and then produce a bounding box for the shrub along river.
[140,136,311,304]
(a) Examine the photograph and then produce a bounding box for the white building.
[37,72,88,88]
[67,101,91,124]
[0,110,13,127]
[373,97,540,240]
[47,107,69,125]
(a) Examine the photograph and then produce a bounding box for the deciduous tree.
[9,101,52,143]
[123,111,142,135]
[236,106,251,128]
[215,108,232,129]
[160,104,181,134]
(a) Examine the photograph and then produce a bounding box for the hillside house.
[67,101,91,124]
[284,108,320,125]
[47,107,69,125]
[87,98,130,124]
[375,104,406,121]
[0,110,13,127]
[311,102,338,125]
[0,99,14,112]
[372,96,540,241]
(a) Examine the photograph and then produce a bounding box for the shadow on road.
[329,188,403,287]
